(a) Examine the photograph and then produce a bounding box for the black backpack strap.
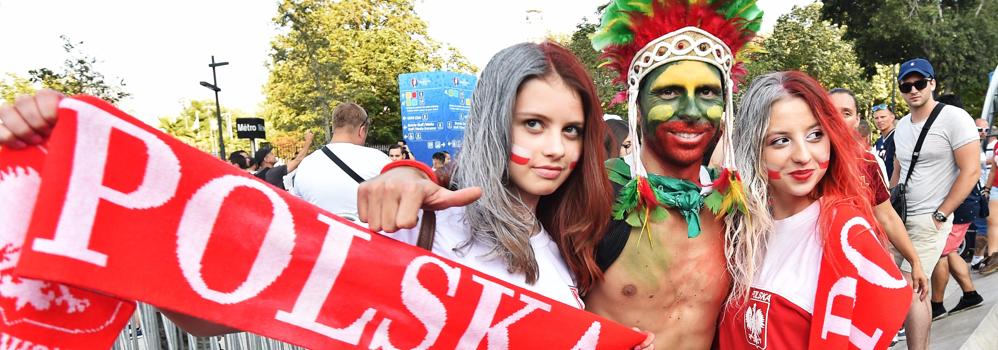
[901,103,946,186]
[596,181,631,272]
[321,146,365,183]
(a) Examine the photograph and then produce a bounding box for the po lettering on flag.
[3,96,645,349]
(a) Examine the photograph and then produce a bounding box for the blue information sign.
[398,71,477,166]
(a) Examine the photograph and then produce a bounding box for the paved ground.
[892,261,998,350]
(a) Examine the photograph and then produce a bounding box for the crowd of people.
[1,0,996,349]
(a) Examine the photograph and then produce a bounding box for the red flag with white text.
[2,96,644,349]
[0,143,135,349]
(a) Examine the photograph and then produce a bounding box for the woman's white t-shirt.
[387,207,584,309]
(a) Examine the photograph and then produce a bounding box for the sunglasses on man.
[871,104,891,113]
[899,79,931,93]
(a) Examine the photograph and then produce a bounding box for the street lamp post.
[200,55,229,160]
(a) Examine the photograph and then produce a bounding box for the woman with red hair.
[383,41,618,309]
[717,71,911,349]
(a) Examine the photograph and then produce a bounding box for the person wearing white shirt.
[289,103,390,221]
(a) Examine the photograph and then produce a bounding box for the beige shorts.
[894,213,953,276]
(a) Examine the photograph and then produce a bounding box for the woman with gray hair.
[383,41,620,310]
[716,71,910,349]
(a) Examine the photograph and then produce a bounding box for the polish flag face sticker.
[511,144,532,165]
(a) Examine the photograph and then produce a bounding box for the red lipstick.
[789,169,814,181]
[533,165,564,180]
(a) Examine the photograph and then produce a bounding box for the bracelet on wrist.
[381,160,438,184]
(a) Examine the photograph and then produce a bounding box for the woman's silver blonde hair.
[723,72,791,303]
[452,43,550,283]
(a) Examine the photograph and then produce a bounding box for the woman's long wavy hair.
[452,42,614,288]
[724,71,882,303]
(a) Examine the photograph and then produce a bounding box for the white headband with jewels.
[624,26,737,179]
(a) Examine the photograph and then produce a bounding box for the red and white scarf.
[0,96,645,349]
[808,205,911,349]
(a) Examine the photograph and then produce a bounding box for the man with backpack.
[890,58,983,349]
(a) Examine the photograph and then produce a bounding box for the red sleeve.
[861,153,890,205]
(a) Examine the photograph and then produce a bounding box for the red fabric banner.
[0,143,136,350]
[3,96,644,349]
[809,206,911,349]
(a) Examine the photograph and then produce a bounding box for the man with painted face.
[637,61,725,176]
[355,2,760,347]
[579,1,761,347]
[583,61,729,350]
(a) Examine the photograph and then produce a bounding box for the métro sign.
[236,118,266,139]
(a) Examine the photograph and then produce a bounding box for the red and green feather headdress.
[593,0,762,237]
[593,0,762,94]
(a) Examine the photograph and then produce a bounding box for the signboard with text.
[236,117,266,139]
[398,71,476,165]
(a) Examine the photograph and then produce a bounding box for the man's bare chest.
[601,213,729,301]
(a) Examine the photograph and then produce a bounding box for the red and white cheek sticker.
[511,144,532,165]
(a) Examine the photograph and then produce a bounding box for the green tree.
[866,63,910,117]
[0,74,36,104]
[28,35,130,104]
[821,0,998,116]
[158,100,253,157]
[262,0,476,146]
[744,4,871,105]
[562,19,628,117]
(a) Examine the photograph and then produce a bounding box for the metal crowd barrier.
[112,303,303,350]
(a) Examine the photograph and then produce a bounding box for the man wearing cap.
[250,132,315,191]
[252,147,278,180]
[890,58,983,350]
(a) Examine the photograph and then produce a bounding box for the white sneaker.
[972,255,984,266]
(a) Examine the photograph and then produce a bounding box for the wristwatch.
[933,211,948,223]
